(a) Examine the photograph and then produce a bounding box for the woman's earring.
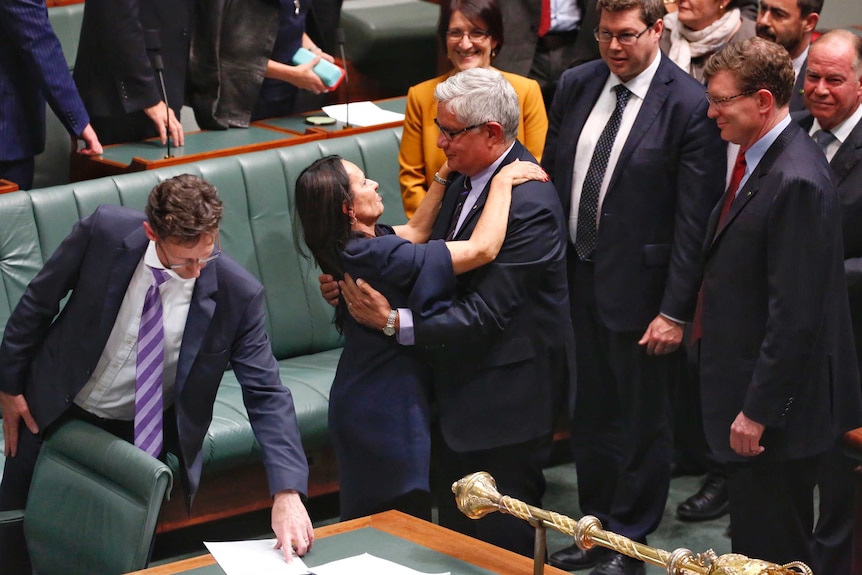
[349,216,357,224]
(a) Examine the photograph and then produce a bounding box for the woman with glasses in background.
[399,0,548,218]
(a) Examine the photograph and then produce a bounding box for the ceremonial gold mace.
[452,472,812,575]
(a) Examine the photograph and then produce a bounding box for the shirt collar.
[467,140,517,196]
[744,114,792,172]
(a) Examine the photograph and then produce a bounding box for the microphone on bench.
[335,28,351,129]
[145,30,173,158]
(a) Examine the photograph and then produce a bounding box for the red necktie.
[691,148,747,342]
[539,0,551,37]
[717,148,747,227]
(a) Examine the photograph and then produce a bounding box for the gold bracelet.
[433,172,448,186]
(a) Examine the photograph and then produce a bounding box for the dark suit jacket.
[415,141,576,453]
[494,0,598,76]
[73,0,192,119]
[699,122,862,462]
[790,58,807,114]
[542,54,726,331]
[0,206,308,504]
[0,0,89,162]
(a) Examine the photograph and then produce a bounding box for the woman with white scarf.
[660,0,755,83]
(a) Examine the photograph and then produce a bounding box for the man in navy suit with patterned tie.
[541,0,725,572]
[0,0,102,189]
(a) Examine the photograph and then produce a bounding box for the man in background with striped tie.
[0,175,313,565]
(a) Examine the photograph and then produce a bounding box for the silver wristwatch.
[383,309,397,336]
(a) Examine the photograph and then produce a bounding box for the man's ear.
[802,12,819,35]
[485,121,504,141]
[143,221,158,242]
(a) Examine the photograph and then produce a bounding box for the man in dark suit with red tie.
[541,0,725,572]
[699,36,862,566]
[793,29,862,575]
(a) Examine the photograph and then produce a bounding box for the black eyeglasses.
[704,89,757,109]
[434,118,487,141]
[593,24,653,45]
[445,28,490,42]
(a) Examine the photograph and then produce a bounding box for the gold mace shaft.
[451,471,812,575]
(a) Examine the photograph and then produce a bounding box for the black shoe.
[676,471,729,521]
[590,553,645,575]
[549,544,613,571]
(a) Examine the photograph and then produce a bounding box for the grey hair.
[434,67,520,142]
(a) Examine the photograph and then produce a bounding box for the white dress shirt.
[75,241,195,419]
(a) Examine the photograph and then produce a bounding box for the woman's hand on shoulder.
[494,159,549,187]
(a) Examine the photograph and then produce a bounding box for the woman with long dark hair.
[294,154,545,519]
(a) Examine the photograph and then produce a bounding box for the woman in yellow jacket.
[399,0,548,218]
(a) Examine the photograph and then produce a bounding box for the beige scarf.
[664,8,741,74]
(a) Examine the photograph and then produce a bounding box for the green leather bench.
[340,0,440,95]
[0,127,406,531]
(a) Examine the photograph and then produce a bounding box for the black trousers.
[0,157,35,190]
[567,257,675,543]
[433,428,552,558]
[726,455,821,567]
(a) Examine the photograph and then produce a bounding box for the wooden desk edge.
[129,510,571,575]
[0,179,19,194]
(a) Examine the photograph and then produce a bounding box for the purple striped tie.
[135,266,170,457]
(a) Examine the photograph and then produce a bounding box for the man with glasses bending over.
[542,0,724,573]
[0,175,314,565]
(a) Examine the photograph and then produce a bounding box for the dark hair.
[797,0,824,18]
[438,0,505,59]
[704,37,795,107]
[146,174,223,244]
[294,155,353,331]
[596,0,664,27]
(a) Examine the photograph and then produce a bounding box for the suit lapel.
[831,118,862,187]
[102,228,148,338]
[707,124,798,252]
[432,172,466,240]
[558,67,609,214]
[607,56,672,193]
[175,265,218,394]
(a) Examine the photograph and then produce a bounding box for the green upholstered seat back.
[24,419,172,575]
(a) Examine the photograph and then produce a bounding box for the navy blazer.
[74,0,191,118]
[0,206,308,504]
[416,141,576,453]
[0,0,89,162]
[699,122,862,461]
[542,54,726,331]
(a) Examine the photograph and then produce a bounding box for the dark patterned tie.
[135,266,170,458]
[813,129,836,153]
[446,177,472,241]
[574,84,631,260]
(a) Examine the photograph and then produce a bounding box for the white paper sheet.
[311,553,450,575]
[321,101,405,127]
[204,539,312,575]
